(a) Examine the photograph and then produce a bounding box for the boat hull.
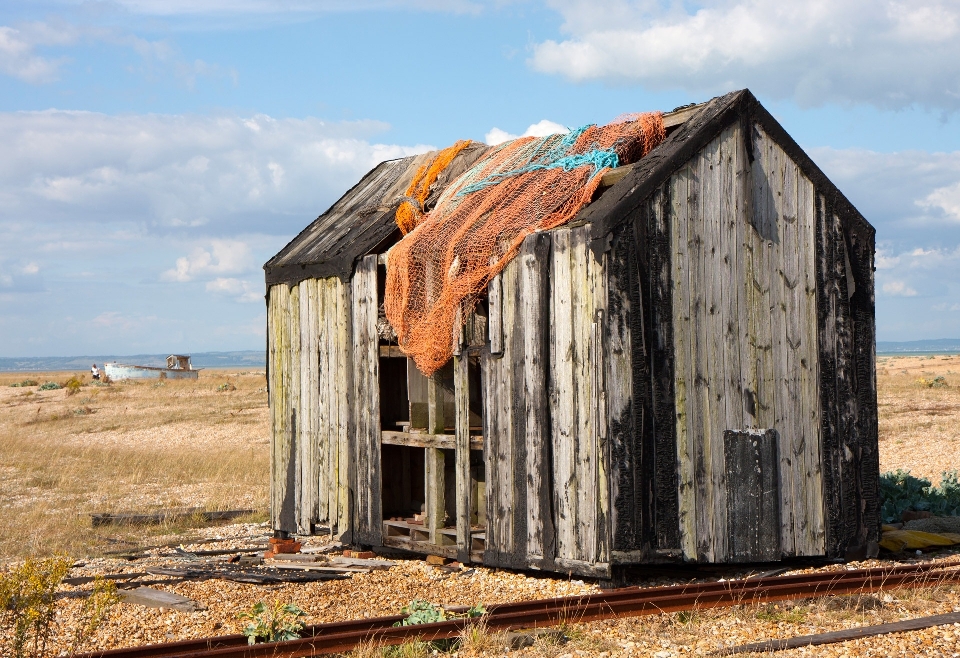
[104,364,199,381]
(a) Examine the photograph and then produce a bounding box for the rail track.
[77,560,960,658]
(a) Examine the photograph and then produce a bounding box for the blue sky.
[1,0,959,356]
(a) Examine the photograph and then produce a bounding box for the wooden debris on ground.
[90,508,255,527]
[723,611,960,654]
[119,587,201,612]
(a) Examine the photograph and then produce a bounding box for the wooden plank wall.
[268,283,295,533]
[549,224,611,572]
[670,122,824,563]
[482,232,554,569]
[267,278,354,540]
[352,255,382,545]
[816,196,880,557]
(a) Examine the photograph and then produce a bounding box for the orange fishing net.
[396,140,474,235]
[386,113,665,375]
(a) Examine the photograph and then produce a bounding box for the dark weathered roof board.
[581,89,874,247]
[264,143,489,286]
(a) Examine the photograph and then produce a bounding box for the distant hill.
[0,350,265,372]
[877,339,960,355]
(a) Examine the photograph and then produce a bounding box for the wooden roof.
[579,89,874,245]
[264,89,873,286]
[264,143,488,285]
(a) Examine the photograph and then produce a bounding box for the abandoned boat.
[104,355,199,381]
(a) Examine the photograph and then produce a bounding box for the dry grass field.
[0,369,269,558]
[4,358,960,655]
[0,354,959,560]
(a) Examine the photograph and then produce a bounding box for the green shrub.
[9,380,38,388]
[38,382,60,391]
[879,469,960,523]
[238,600,306,645]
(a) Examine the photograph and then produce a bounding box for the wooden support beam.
[381,431,483,451]
[488,268,503,356]
[379,345,405,358]
[454,353,471,563]
[426,376,446,545]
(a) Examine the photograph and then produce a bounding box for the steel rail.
[76,561,960,658]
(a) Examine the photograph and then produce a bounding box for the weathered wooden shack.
[263,89,879,577]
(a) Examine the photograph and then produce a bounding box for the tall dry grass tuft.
[0,370,269,558]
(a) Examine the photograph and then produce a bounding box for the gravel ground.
[17,524,960,657]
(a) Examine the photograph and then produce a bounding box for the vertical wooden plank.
[719,124,746,457]
[267,285,281,530]
[701,134,728,562]
[758,131,793,557]
[550,227,578,562]
[521,233,552,562]
[309,279,320,528]
[335,277,354,542]
[605,224,638,552]
[571,225,596,564]
[454,352,471,562]
[286,284,300,534]
[580,224,610,565]
[749,128,777,438]
[798,173,826,554]
[325,280,342,532]
[426,375,446,545]
[315,280,330,528]
[269,283,296,533]
[780,156,805,556]
[737,122,759,436]
[297,279,313,534]
[670,165,696,561]
[488,266,503,356]
[719,124,746,422]
[687,148,715,563]
[494,253,518,560]
[353,255,382,545]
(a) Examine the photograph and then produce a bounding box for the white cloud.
[107,0,482,14]
[206,277,262,303]
[0,22,75,83]
[921,181,960,221]
[91,311,144,329]
[809,147,960,232]
[875,249,900,270]
[0,19,236,88]
[484,119,569,146]
[0,109,432,237]
[162,240,256,282]
[531,0,960,110]
[883,280,918,297]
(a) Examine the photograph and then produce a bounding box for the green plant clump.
[880,469,960,523]
[9,380,38,388]
[38,382,61,391]
[394,600,485,627]
[238,600,307,645]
